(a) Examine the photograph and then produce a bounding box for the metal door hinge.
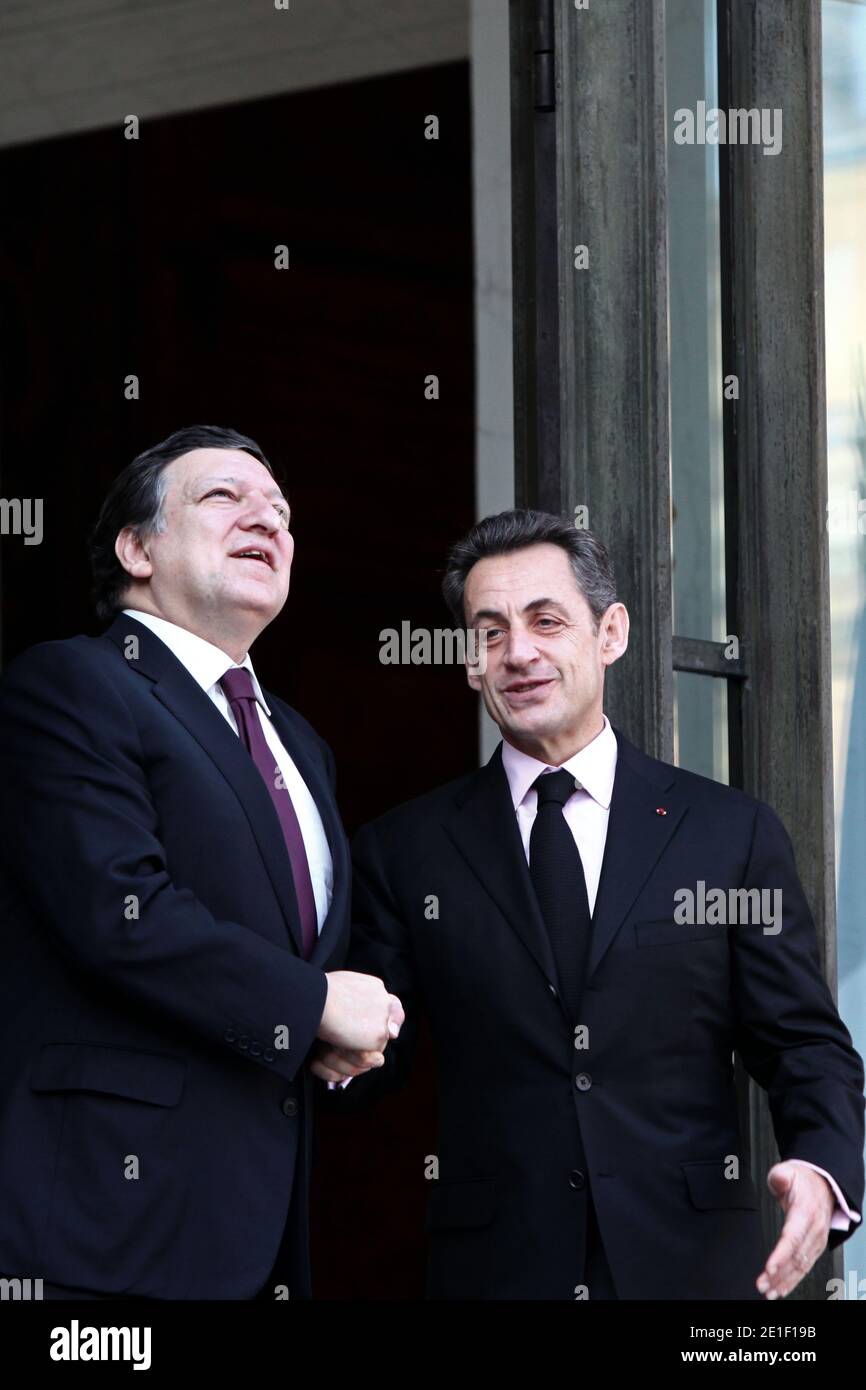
[533,0,555,112]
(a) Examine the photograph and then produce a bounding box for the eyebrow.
[195,475,289,504]
[470,597,569,624]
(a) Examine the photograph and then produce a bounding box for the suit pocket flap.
[635,919,728,947]
[682,1159,758,1210]
[426,1177,496,1232]
[30,1043,186,1107]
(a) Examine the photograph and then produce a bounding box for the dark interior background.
[0,60,476,1298]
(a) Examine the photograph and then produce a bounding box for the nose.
[240,490,282,534]
[503,624,540,667]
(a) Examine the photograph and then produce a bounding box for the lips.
[230,547,273,569]
[502,678,555,702]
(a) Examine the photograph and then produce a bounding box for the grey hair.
[441,509,617,630]
[148,470,170,536]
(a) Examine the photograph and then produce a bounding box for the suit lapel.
[441,729,690,1008]
[442,747,559,993]
[103,615,306,955]
[587,729,686,979]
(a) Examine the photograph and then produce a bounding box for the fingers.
[313,1045,385,1080]
[341,1048,385,1071]
[310,1058,346,1084]
[757,1207,824,1299]
[387,993,405,1038]
[756,1164,834,1300]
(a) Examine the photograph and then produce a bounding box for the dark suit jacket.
[331,727,865,1299]
[0,612,349,1298]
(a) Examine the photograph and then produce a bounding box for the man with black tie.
[314,509,865,1300]
[0,424,401,1299]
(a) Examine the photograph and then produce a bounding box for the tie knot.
[219,666,256,704]
[533,767,581,809]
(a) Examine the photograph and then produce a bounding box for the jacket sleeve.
[318,815,421,1113]
[730,800,866,1245]
[0,641,328,1083]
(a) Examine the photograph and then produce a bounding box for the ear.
[600,602,629,668]
[115,526,154,582]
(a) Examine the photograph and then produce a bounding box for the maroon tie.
[219,667,317,959]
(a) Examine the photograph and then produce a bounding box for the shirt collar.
[121,608,271,713]
[500,713,617,811]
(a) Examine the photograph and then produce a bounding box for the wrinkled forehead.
[464,545,583,619]
[163,448,286,501]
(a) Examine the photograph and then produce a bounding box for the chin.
[503,711,549,739]
[230,579,281,608]
[509,699,555,725]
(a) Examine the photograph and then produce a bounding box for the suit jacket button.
[263,1048,276,1062]
[281,1098,298,1117]
[224,1030,237,1044]
[238,1036,250,1050]
[249,1042,262,1057]
[575,1073,592,1091]
[569,1170,586,1190]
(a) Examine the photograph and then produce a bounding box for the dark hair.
[441,508,617,630]
[88,424,280,622]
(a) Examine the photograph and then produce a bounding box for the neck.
[123,597,256,665]
[504,712,606,766]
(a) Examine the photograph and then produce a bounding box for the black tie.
[529,768,592,1021]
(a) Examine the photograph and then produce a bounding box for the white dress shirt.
[502,712,617,916]
[121,608,333,932]
[499,712,859,1233]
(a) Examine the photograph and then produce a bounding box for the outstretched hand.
[757,1161,835,1299]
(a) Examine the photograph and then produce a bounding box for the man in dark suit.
[314,509,865,1300]
[0,424,401,1300]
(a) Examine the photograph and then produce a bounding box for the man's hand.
[310,1041,385,1083]
[317,970,404,1054]
[756,1161,835,1299]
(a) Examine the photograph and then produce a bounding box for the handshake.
[311,970,405,1084]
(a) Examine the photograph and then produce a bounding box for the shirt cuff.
[326,1077,354,1090]
[787,1159,862,1231]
